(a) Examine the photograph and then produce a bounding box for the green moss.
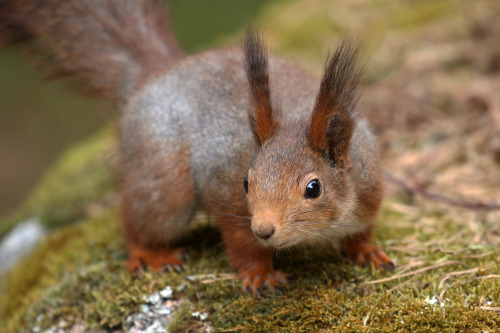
[1,162,499,332]
[0,126,497,333]
[1,209,189,332]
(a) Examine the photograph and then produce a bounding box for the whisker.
[287,223,385,248]
[212,213,251,220]
[290,226,342,246]
[292,219,370,231]
[282,208,336,220]
[290,219,393,238]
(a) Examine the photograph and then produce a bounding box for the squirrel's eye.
[304,179,321,199]
[243,177,249,193]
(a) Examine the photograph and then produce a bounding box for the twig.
[201,274,238,284]
[422,230,466,247]
[459,250,499,259]
[394,260,426,275]
[186,273,237,284]
[437,267,479,289]
[436,247,467,255]
[478,274,500,279]
[386,246,426,255]
[481,306,500,312]
[439,279,471,299]
[361,260,465,285]
[439,274,500,299]
[384,170,500,211]
[386,276,419,293]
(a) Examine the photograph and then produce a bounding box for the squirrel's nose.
[253,225,275,240]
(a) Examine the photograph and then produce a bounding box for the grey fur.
[123,48,380,244]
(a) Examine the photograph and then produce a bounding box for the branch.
[360,260,465,285]
[383,170,500,211]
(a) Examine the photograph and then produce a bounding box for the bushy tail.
[0,0,183,100]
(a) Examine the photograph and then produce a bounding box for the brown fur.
[244,26,277,145]
[2,1,393,297]
[342,226,393,269]
[309,38,363,167]
[0,0,182,100]
[120,141,196,249]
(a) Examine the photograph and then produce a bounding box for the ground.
[1,0,499,332]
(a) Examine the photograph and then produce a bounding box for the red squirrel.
[1,0,394,297]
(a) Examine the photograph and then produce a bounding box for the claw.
[285,274,296,284]
[382,261,396,271]
[239,269,291,298]
[273,286,283,296]
[173,264,184,272]
[254,287,262,299]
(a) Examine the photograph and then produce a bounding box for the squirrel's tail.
[0,0,183,100]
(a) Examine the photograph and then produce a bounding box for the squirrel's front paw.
[126,246,187,273]
[239,268,291,298]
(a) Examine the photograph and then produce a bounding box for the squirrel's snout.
[253,225,275,240]
[251,208,280,242]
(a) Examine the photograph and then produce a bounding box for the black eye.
[244,177,249,193]
[304,179,321,199]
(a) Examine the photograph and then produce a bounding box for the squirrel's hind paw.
[241,269,291,298]
[126,246,187,273]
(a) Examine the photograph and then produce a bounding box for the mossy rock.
[0,129,498,331]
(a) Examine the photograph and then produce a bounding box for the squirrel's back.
[123,48,380,209]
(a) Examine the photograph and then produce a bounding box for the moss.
[1,157,499,333]
[0,209,188,332]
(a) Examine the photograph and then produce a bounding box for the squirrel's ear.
[308,38,363,167]
[244,26,277,145]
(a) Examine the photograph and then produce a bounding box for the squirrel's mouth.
[251,221,301,248]
[254,235,294,249]
[271,237,301,249]
[274,240,293,249]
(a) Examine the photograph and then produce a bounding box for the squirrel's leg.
[342,178,394,270]
[341,226,395,270]
[217,215,290,298]
[121,152,197,273]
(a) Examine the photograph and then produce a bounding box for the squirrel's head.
[243,27,363,248]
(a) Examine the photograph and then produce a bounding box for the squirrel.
[1,0,394,297]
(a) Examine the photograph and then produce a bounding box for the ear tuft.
[308,37,364,167]
[244,25,277,145]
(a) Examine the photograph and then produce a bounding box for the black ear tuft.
[244,25,277,145]
[308,36,364,167]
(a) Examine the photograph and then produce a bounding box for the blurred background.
[0,0,499,221]
[0,0,271,218]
